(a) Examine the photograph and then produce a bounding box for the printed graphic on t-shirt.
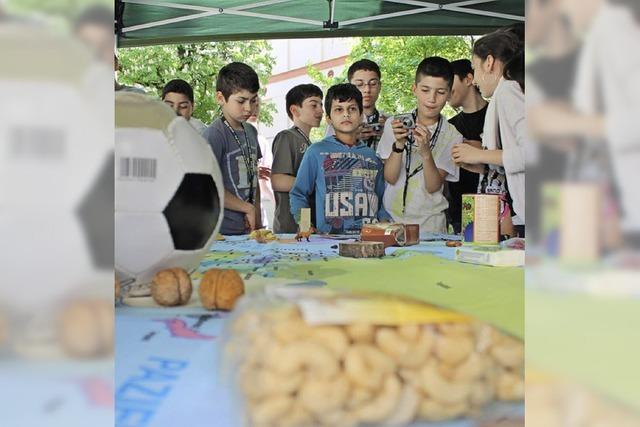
[321,152,379,233]
[227,143,258,200]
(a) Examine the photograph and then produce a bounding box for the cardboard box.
[360,223,420,248]
[462,194,500,244]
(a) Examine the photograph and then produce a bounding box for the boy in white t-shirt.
[377,56,461,235]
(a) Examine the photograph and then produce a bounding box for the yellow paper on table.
[269,287,470,326]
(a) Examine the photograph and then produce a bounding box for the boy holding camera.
[326,59,387,151]
[377,57,461,235]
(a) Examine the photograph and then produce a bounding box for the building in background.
[255,37,353,141]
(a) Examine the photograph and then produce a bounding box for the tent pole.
[324,0,338,29]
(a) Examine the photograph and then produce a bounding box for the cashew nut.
[398,326,435,369]
[418,398,469,422]
[437,322,473,337]
[278,404,314,427]
[345,323,375,343]
[250,394,294,426]
[452,352,488,382]
[490,336,524,368]
[264,340,339,379]
[419,359,472,404]
[354,374,402,424]
[398,324,420,341]
[316,410,358,427]
[375,327,411,361]
[494,368,524,401]
[469,379,494,407]
[298,375,351,415]
[308,326,349,358]
[270,318,311,344]
[242,368,303,399]
[345,344,395,389]
[434,332,474,366]
[382,383,420,426]
[346,386,375,409]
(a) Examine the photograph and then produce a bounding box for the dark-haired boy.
[162,79,207,133]
[326,59,387,151]
[446,59,488,233]
[271,84,324,233]
[290,83,388,234]
[202,62,262,235]
[377,56,461,236]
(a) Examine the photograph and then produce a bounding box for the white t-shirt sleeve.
[434,125,461,182]
[376,118,396,160]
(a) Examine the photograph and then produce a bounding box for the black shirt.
[446,104,488,232]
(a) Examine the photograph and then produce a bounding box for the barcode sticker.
[118,157,157,180]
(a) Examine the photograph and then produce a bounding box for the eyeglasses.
[353,79,380,89]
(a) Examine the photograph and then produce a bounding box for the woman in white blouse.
[451,30,527,237]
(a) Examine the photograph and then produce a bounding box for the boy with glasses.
[327,59,387,151]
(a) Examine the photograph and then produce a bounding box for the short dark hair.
[216,62,260,100]
[451,59,473,81]
[74,5,112,32]
[347,59,381,81]
[162,79,195,103]
[285,84,323,120]
[415,56,454,89]
[324,83,363,116]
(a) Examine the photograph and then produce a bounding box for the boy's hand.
[359,124,377,140]
[243,203,256,232]
[413,124,432,159]
[452,143,483,165]
[258,166,271,180]
[391,119,410,147]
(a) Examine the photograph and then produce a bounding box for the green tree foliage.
[118,41,277,125]
[310,36,474,119]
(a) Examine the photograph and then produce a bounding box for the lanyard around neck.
[293,126,311,146]
[221,116,255,204]
[401,114,443,215]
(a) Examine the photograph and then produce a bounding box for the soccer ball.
[0,28,114,312]
[115,92,223,286]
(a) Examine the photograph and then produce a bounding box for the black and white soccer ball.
[115,92,223,286]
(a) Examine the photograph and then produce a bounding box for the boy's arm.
[289,150,317,224]
[254,185,262,229]
[374,160,391,221]
[420,153,445,194]
[413,124,444,193]
[378,119,407,185]
[271,132,297,192]
[271,174,296,192]
[224,190,255,218]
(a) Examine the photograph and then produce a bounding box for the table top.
[116,234,524,427]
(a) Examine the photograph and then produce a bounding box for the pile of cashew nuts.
[227,304,523,427]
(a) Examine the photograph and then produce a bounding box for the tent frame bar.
[121,0,321,34]
[120,0,524,36]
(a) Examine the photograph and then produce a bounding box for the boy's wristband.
[392,142,405,153]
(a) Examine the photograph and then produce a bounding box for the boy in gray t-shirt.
[271,84,323,233]
[202,62,262,235]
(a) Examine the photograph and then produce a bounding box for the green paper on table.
[286,252,524,338]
